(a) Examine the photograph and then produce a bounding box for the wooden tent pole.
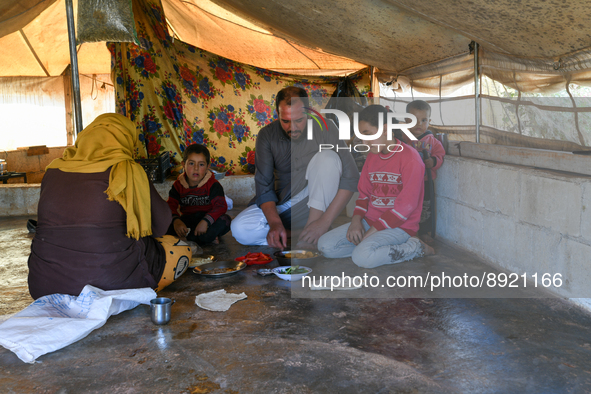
[65,0,83,135]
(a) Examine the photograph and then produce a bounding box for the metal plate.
[273,250,322,265]
[192,260,246,278]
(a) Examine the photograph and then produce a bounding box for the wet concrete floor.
[2,211,591,393]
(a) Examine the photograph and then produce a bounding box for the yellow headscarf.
[46,113,151,240]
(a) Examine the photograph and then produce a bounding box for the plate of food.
[235,252,274,265]
[272,266,313,281]
[189,254,216,268]
[273,250,321,265]
[192,260,246,278]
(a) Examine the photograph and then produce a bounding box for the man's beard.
[289,129,304,141]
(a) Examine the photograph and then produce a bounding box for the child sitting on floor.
[405,100,446,241]
[317,104,433,269]
[166,143,231,244]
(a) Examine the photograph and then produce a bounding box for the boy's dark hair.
[406,100,431,117]
[359,104,391,128]
[276,86,309,113]
[183,143,210,165]
[358,104,403,140]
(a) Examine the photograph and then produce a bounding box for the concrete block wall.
[0,175,256,217]
[436,156,591,301]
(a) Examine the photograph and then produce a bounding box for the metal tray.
[192,260,246,278]
[273,250,322,265]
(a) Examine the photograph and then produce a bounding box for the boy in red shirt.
[405,100,446,241]
[166,144,231,244]
[318,105,432,268]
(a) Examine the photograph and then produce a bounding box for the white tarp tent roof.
[3,0,591,85]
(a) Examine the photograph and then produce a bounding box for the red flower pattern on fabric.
[247,150,255,165]
[213,118,226,134]
[253,99,267,113]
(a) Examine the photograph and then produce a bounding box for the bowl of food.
[271,266,313,282]
[273,250,321,265]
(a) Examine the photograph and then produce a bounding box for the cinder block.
[455,159,485,208]
[0,186,26,216]
[434,196,454,240]
[23,186,40,215]
[513,222,565,277]
[581,182,591,242]
[480,211,517,267]
[561,239,591,298]
[434,158,459,200]
[219,175,255,205]
[518,175,582,236]
[437,200,483,255]
[478,163,518,218]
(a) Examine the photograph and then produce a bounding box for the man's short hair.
[183,143,210,165]
[276,86,309,113]
[406,100,431,117]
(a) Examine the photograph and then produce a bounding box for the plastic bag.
[77,0,139,45]
[0,285,155,363]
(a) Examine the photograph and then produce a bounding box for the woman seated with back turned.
[28,113,191,299]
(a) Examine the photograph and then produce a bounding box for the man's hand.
[346,217,365,245]
[173,218,189,238]
[267,222,288,249]
[195,220,209,236]
[361,226,378,242]
[298,219,330,245]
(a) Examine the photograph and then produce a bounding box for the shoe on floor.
[26,219,37,233]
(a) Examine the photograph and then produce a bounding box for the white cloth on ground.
[0,285,156,364]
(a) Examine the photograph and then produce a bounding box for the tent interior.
[2,0,591,390]
[2,0,591,158]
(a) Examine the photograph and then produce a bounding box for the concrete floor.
[2,211,591,393]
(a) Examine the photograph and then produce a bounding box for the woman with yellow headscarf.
[28,113,190,299]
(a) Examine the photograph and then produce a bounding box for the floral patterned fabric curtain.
[110,0,371,175]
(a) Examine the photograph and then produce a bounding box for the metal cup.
[150,297,175,325]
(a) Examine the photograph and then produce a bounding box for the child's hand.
[424,157,435,169]
[347,219,365,245]
[173,219,188,238]
[361,226,378,242]
[195,220,209,236]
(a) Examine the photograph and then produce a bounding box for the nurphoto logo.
[304,107,418,153]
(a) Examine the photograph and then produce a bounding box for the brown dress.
[27,168,172,299]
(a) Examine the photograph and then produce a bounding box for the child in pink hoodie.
[318,105,430,268]
[405,100,446,240]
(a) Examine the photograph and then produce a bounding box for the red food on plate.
[235,252,273,265]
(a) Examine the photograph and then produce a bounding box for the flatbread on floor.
[195,289,247,311]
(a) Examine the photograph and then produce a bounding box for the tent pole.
[65,0,83,135]
[474,42,480,143]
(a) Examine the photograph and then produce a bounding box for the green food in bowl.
[279,266,309,274]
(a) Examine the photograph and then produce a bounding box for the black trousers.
[418,179,435,236]
[167,212,231,244]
